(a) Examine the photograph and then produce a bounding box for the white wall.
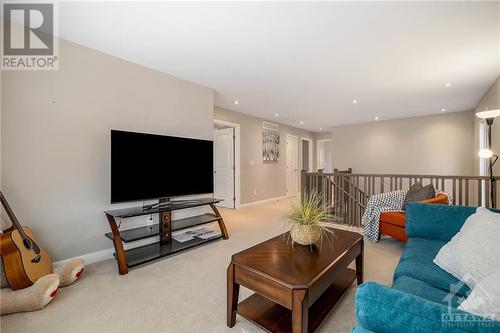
[329,111,475,175]
[1,38,214,261]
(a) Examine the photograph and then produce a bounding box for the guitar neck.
[0,191,28,239]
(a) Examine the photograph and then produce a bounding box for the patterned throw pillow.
[403,183,435,210]
[408,182,423,192]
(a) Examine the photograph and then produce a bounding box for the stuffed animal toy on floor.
[0,218,85,315]
[1,274,60,315]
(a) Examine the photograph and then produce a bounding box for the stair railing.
[301,170,497,227]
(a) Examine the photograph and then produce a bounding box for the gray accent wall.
[1,38,214,261]
[329,111,475,175]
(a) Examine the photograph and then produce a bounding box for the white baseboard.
[239,195,289,208]
[53,231,185,267]
[54,248,114,267]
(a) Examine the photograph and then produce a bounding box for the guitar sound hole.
[23,238,32,249]
[22,237,41,255]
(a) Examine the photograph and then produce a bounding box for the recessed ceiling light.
[300,121,304,125]
[352,100,358,104]
[274,113,278,117]
[234,100,239,105]
[445,83,452,87]
[374,117,379,121]
[319,128,322,131]
[441,108,446,112]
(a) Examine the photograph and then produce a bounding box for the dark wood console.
[104,198,229,275]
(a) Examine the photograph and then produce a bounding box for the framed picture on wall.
[263,131,280,163]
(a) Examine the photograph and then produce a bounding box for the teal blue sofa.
[353,203,500,333]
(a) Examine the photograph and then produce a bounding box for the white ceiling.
[56,1,499,131]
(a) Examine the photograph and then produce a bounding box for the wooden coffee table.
[227,228,363,333]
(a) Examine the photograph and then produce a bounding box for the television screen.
[111,130,214,203]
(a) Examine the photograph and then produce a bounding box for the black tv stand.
[104,198,229,275]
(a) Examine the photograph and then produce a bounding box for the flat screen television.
[111,130,213,203]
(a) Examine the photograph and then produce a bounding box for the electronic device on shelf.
[111,130,213,204]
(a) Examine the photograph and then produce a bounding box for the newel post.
[301,170,308,196]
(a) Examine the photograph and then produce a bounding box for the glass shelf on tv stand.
[104,198,222,218]
[104,197,229,275]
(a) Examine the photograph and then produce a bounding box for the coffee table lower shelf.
[236,268,356,333]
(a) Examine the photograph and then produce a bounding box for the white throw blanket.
[362,189,407,242]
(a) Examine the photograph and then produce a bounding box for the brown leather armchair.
[379,193,449,242]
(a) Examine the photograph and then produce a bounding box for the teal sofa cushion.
[405,203,500,242]
[394,238,470,297]
[406,203,476,241]
[394,256,469,297]
[399,238,446,262]
[392,276,462,307]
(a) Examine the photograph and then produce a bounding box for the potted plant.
[285,192,338,246]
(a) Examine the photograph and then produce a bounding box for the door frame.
[214,119,241,209]
[301,137,313,172]
[286,134,299,197]
[317,138,332,172]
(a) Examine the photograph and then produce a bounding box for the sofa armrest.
[405,203,477,242]
[355,282,499,333]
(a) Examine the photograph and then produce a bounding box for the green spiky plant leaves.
[285,191,339,246]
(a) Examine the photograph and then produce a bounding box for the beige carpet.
[1,199,404,333]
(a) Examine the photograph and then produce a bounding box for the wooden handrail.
[306,172,491,180]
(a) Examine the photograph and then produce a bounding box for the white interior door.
[214,128,235,208]
[286,135,299,197]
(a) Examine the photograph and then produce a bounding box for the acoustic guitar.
[0,191,53,290]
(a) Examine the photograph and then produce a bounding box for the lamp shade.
[476,109,500,119]
[479,148,494,158]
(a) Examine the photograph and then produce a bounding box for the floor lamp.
[476,109,500,208]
